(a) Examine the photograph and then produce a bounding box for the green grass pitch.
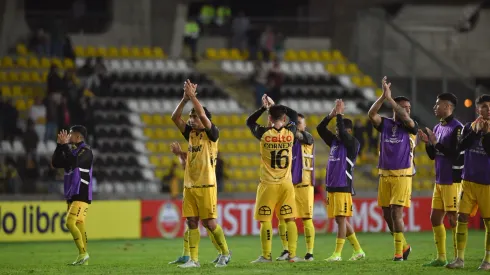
[0,231,486,274]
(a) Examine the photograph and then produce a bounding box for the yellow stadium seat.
[231,128,242,139]
[17,57,28,68]
[230,114,241,126]
[97,47,107,57]
[285,50,298,61]
[153,114,164,125]
[236,142,247,153]
[332,50,344,61]
[1,86,11,97]
[149,155,160,166]
[237,183,247,192]
[32,86,44,97]
[153,47,164,58]
[218,48,230,60]
[41,72,48,82]
[320,50,332,62]
[309,50,320,61]
[298,50,309,61]
[26,98,34,109]
[213,115,226,126]
[154,128,165,139]
[247,142,258,152]
[166,129,178,139]
[230,48,242,60]
[86,46,97,57]
[75,46,85,57]
[2,57,14,68]
[120,46,130,57]
[108,47,119,57]
[351,76,362,86]
[28,57,40,68]
[162,157,172,167]
[20,72,31,82]
[362,75,375,87]
[326,63,337,74]
[15,99,27,111]
[225,184,233,192]
[229,156,240,167]
[8,72,19,82]
[64,58,74,69]
[16,44,28,55]
[40,57,51,68]
[347,63,360,75]
[157,142,167,153]
[375,88,382,97]
[141,114,152,125]
[221,129,231,139]
[155,169,165,179]
[131,47,141,58]
[146,142,157,153]
[51,58,63,68]
[163,116,173,125]
[142,47,152,58]
[245,170,255,180]
[336,63,347,74]
[12,86,22,97]
[226,143,237,153]
[144,128,155,139]
[233,169,244,180]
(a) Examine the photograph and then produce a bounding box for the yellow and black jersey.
[181,124,219,188]
[295,131,314,185]
[246,106,298,184]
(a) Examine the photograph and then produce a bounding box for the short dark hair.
[343,118,353,129]
[190,107,212,120]
[394,96,410,103]
[297,113,305,119]
[437,92,458,107]
[476,94,490,105]
[70,125,87,139]
[268,105,288,121]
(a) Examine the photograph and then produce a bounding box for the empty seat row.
[280,86,366,100]
[96,141,135,153]
[127,99,242,114]
[1,140,57,155]
[222,61,326,75]
[16,44,166,58]
[93,113,131,125]
[279,99,363,115]
[207,48,346,62]
[103,84,225,99]
[91,99,128,111]
[97,181,160,194]
[93,169,144,182]
[282,74,342,86]
[142,127,255,140]
[94,155,139,167]
[107,71,211,84]
[95,127,132,138]
[75,59,189,72]
[139,113,249,127]
[1,85,46,98]
[0,71,49,83]
[0,56,75,69]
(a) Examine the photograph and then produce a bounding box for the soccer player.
[368,76,417,261]
[417,93,463,266]
[317,99,365,261]
[51,126,93,266]
[246,95,301,263]
[171,80,231,268]
[446,94,490,270]
[276,113,316,261]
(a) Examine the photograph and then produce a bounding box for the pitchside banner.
[141,198,482,238]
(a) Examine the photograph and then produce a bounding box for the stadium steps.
[195,60,256,111]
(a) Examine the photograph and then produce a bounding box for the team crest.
[391,125,398,137]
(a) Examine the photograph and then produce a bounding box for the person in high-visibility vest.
[199,5,215,25]
[183,19,200,63]
[215,6,231,26]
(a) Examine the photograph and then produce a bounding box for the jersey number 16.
[270,149,289,169]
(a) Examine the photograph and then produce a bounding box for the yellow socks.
[451,226,457,259]
[303,219,315,254]
[183,229,190,257]
[286,220,298,258]
[210,224,230,255]
[393,232,404,256]
[400,233,409,251]
[278,219,289,251]
[188,228,200,262]
[66,218,85,254]
[347,233,361,252]
[484,220,490,262]
[260,221,273,259]
[335,238,345,254]
[205,228,222,254]
[432,224,446,261]
[456,221,468,260]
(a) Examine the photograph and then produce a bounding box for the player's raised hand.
[184,79,198,98]
[334,99,344,115]
[381,76,392,99]
[261,94,269,108]
[472,116,484,132]
[57,130,69,145]
[329,99,338,117]
[418,129,429,144]
[266,96,275,107]
[425,127,437,144]
[170,142,183,156]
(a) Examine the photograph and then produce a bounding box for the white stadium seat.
[133,141,147,153]
[222,61,233,73]
[128,113,143,126]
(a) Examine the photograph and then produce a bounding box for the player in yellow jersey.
[276,113,316,262]
[246,95,301,263]
[170,80,231,268]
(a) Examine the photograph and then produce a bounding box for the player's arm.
[425,143,436,160]
[187,86,214,131]
[316,114,335,147]
[482,133,490,156]
[171,98,188,133]
[457,123,478,152]
[246,106,268,140]
[51,143,70,168]
[367,95,385,130]
[336,114,356,148]
[296,130,314,145]
[77,148,94,170]
[171,142,187,168]
[386,96,417,131]
[433,125,463,158]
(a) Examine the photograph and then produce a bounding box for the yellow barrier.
[0,200,141,242]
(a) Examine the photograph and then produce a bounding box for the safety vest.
[199,5,215,25]
[184,21,200,39]
[215,6,231,26]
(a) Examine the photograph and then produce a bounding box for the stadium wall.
[0,198,483,242]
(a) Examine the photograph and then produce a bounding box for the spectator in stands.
[231,12,250,50]
[29,97,47,139]
[28,28,50,56]
[22,119,39,155]
[20,153,40,194]
[216,154,225,193]
[184,17,200,63]
[47,64,64,94]
[246,25,261,61]
[63,36,76,61]
[274,32,285,61]
[251,61,269,107]
[2,99,19,142]
[1,157,20,194]
[353,120,365,156]
[48,19,64,57]
[260,26,275,61]
[86,57,108,93]
[78,58,94,77]
[57,96,71,131]
[44,94,58,141]
[267,61,284,104]
[63,69,81,101]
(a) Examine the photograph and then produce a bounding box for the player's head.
[188,107,212,130]
[393,96,411,120]
[476,94,490,120]
[297,113,306,132]
[268,105,288,125]
[434,92,457,119]
[69,125,87,144]
[336,118,353,136]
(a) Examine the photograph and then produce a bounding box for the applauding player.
[317,99,365,262]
